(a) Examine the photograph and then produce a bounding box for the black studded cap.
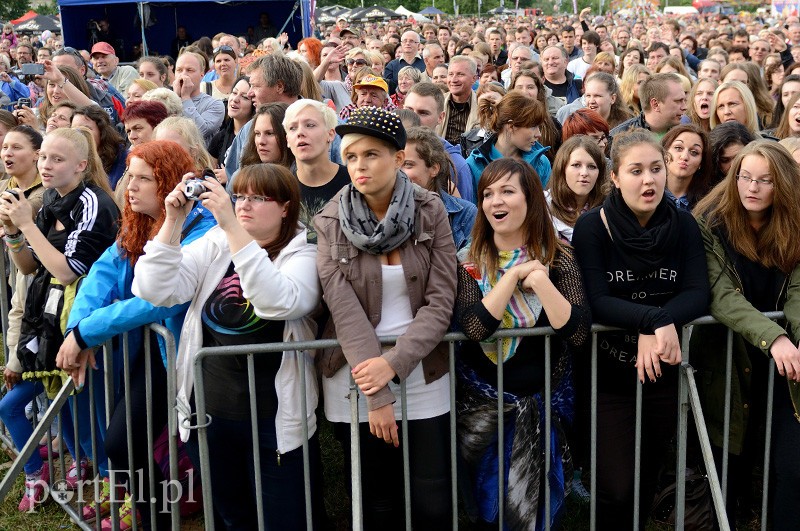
[335,106,406,150]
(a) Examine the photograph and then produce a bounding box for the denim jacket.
[440,190,477,252]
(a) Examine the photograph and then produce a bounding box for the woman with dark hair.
[456,157,590,528]
[692,140,800,530]
[687,78,718,132]
[136,56,169,88]
[315,107,456,529]
[240,103,294,168]
[72,105,127,190]
[768,74,800,129]
[661,123,713,210]
[466,91,552,191]
[207,46,238,99]
[56,140,215,527]
[133,162,324,529]
[772,92,800,140]
[208,77,254,166]
[510,69,562,159]
[546,135,607,243]
[709,121,756,184]
[619,48,645,81]
[403,126,477,251]
[572,128,709,529]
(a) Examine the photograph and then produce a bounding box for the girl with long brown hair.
[572,128,709,529]
[55,140,215,527]
[456,157,590,528]
[692,140,800,530]
[546,135,607,243]
[134,162,324,529]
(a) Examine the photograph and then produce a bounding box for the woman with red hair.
[298,37,323,68]
[56,140,216,528]
[562,108,611,153]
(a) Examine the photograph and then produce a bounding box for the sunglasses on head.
[214,45,235,55]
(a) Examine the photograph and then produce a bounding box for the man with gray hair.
[439,56,480,146]
[422,43,445,78]
[541,45,582,105]
[383,30,426,94]
[224,54,304,182]
[501,43,534,89]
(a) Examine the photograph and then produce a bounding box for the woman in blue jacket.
[56,140,215,528]
[465,91,552,197]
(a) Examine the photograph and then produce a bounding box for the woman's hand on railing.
[769,335,800,382]
[654,323,681,366]
[3,367,21,390]
[56,332,97,389]
[636,333,661,383]
[369,403,399,447]
[352,357,396,396]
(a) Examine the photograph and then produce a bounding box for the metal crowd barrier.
[0,313,790,530]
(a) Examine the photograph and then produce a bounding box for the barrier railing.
[0,313,789,530]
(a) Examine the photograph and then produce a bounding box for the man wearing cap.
[339,28,361,51]
[90,42,138,95]
[49,47,126,126]
[338,74,394,120]
[383,31,426,95]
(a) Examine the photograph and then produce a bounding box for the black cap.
[336,107,406,150]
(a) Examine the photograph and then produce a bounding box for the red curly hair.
[297,37,323,68]
[118,140,196,265]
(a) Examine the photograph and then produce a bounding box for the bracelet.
[4,229,22,239]
[57,78,68,89]
[4,233,24,246]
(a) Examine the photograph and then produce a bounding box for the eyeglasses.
[737,175,774,187]
[587,132,609,145]
[346,59,368,66]
[213,45,235,55]
[231,194,276,204]
[401,39,420,45]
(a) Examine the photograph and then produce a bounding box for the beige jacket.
[314,183,457,412]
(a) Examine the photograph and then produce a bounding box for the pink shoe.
[65,458,89,489]
[18,461,50,512]
[38,444,60,460]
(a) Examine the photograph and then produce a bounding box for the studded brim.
[336,106,406,150]
[336,123,405,150]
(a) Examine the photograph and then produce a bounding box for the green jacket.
[690,220,800,455]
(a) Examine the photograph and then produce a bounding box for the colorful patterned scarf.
[459,245,543,363]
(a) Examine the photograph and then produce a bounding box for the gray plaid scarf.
[338,171,416,255]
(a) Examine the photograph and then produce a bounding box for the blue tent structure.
[57,0,312,60]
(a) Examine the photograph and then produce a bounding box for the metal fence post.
[675,325,693,531]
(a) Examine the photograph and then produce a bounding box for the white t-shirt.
[323,264,450,423]
[567,56,592,80]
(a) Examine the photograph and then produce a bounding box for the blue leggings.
[0,371,109,477]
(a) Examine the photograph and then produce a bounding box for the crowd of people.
[1,6,800,530]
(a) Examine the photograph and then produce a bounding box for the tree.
[0,0,30,22]
[38,0,60,17]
